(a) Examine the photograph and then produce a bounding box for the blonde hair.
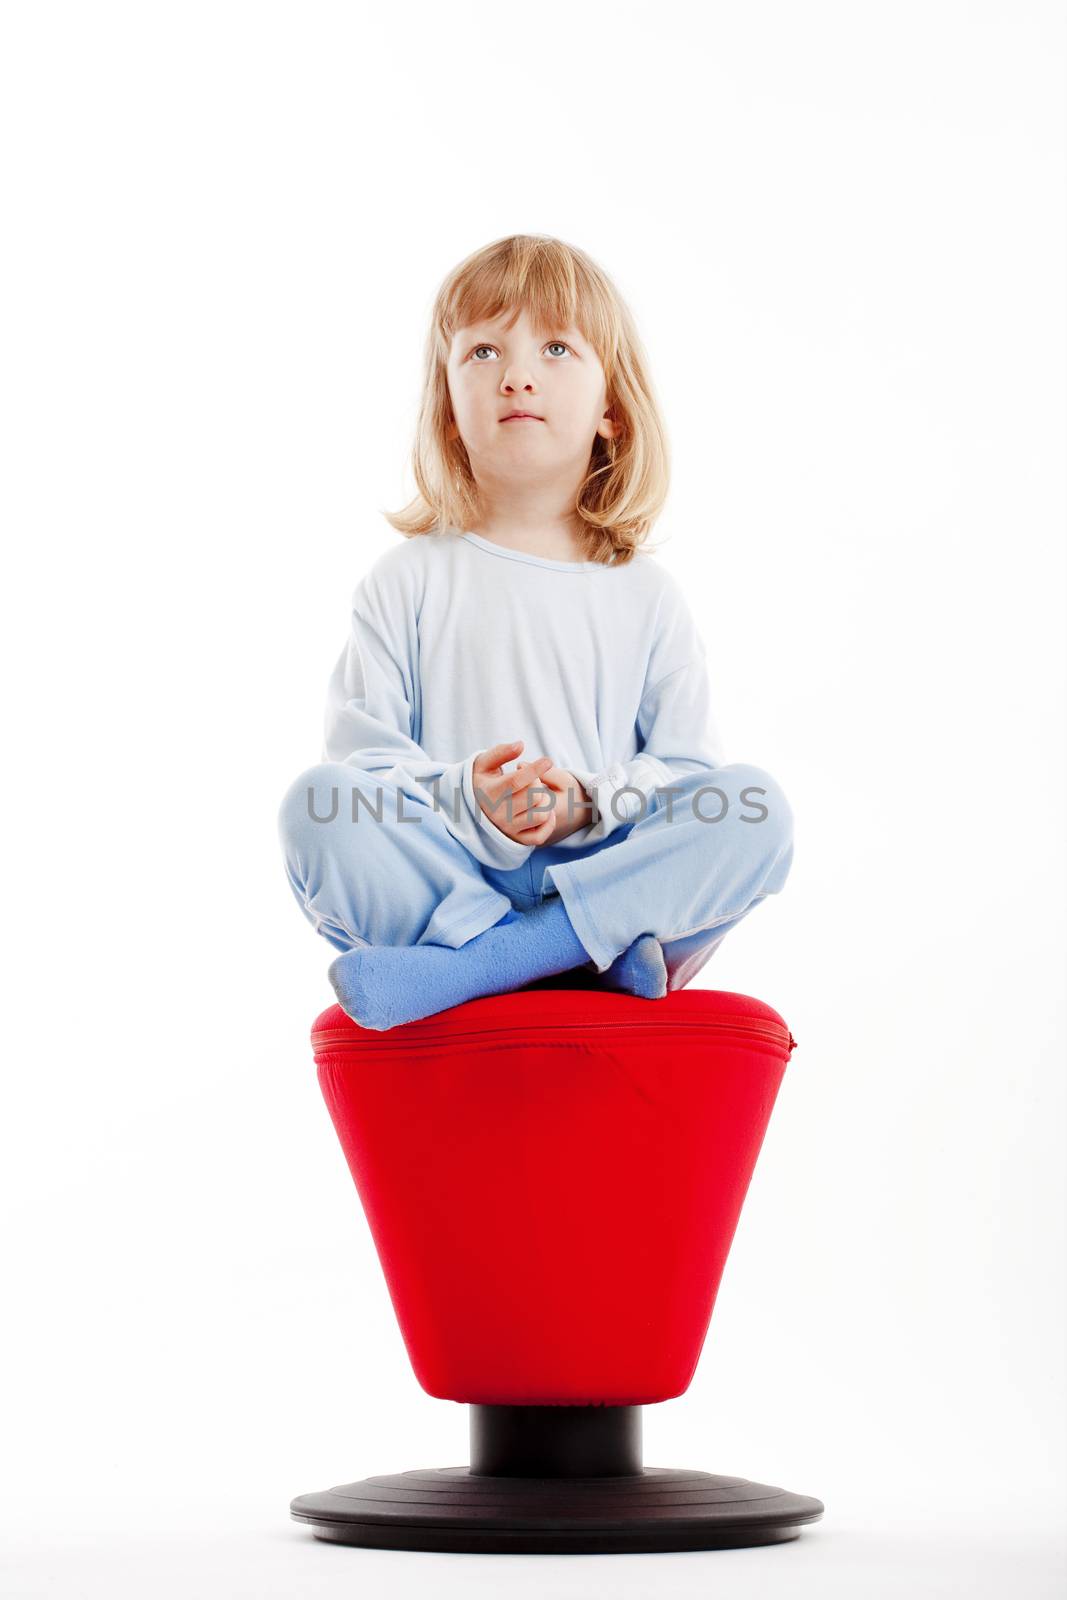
[383,234,670,567]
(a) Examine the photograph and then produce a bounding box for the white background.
[2,2,1064,1595]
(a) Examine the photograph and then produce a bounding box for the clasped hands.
[471,739,594,846]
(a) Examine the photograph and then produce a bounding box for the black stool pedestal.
[290,1404,824,1554]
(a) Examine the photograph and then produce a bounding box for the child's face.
[445,307,618,483]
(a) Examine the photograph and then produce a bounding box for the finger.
[503,756,554,795]
[516,815,556,843]
[476,759,544,809]
[476,739,524,774]
[513,785,557,829]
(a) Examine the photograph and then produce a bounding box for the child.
[277,234,794,1030]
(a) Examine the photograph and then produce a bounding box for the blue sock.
[524,933,667,999]
[328,897,590,1031]
[600,934,668,1000]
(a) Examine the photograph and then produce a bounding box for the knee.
[688,763,794,858]
[277,761,358,853]
[726,763,793,845]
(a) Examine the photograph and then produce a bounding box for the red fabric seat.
[311,986,797,1407]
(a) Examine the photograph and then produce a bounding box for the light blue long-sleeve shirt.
[322,527,725,871]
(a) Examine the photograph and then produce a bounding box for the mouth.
[501,413,543,422]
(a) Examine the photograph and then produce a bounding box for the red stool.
[290,986,824,1554]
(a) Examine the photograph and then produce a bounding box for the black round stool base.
[290,1465,825,1554]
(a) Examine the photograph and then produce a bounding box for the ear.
[597,408,622,446]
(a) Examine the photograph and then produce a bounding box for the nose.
[501,366,536,395]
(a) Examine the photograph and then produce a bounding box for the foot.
[598,933,668,1000]
[518,935,669,998]
[327,897,589,1030]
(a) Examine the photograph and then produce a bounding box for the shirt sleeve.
[568,573,725,845]
[322,557,534,872]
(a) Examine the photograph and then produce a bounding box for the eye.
[467,341,574,362]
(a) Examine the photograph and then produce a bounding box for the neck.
[470,475,588,563]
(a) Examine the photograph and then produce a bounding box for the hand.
[532,763,595,843]
[471,741,557,845]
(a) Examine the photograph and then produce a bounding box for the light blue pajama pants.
[276,763,794,993]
